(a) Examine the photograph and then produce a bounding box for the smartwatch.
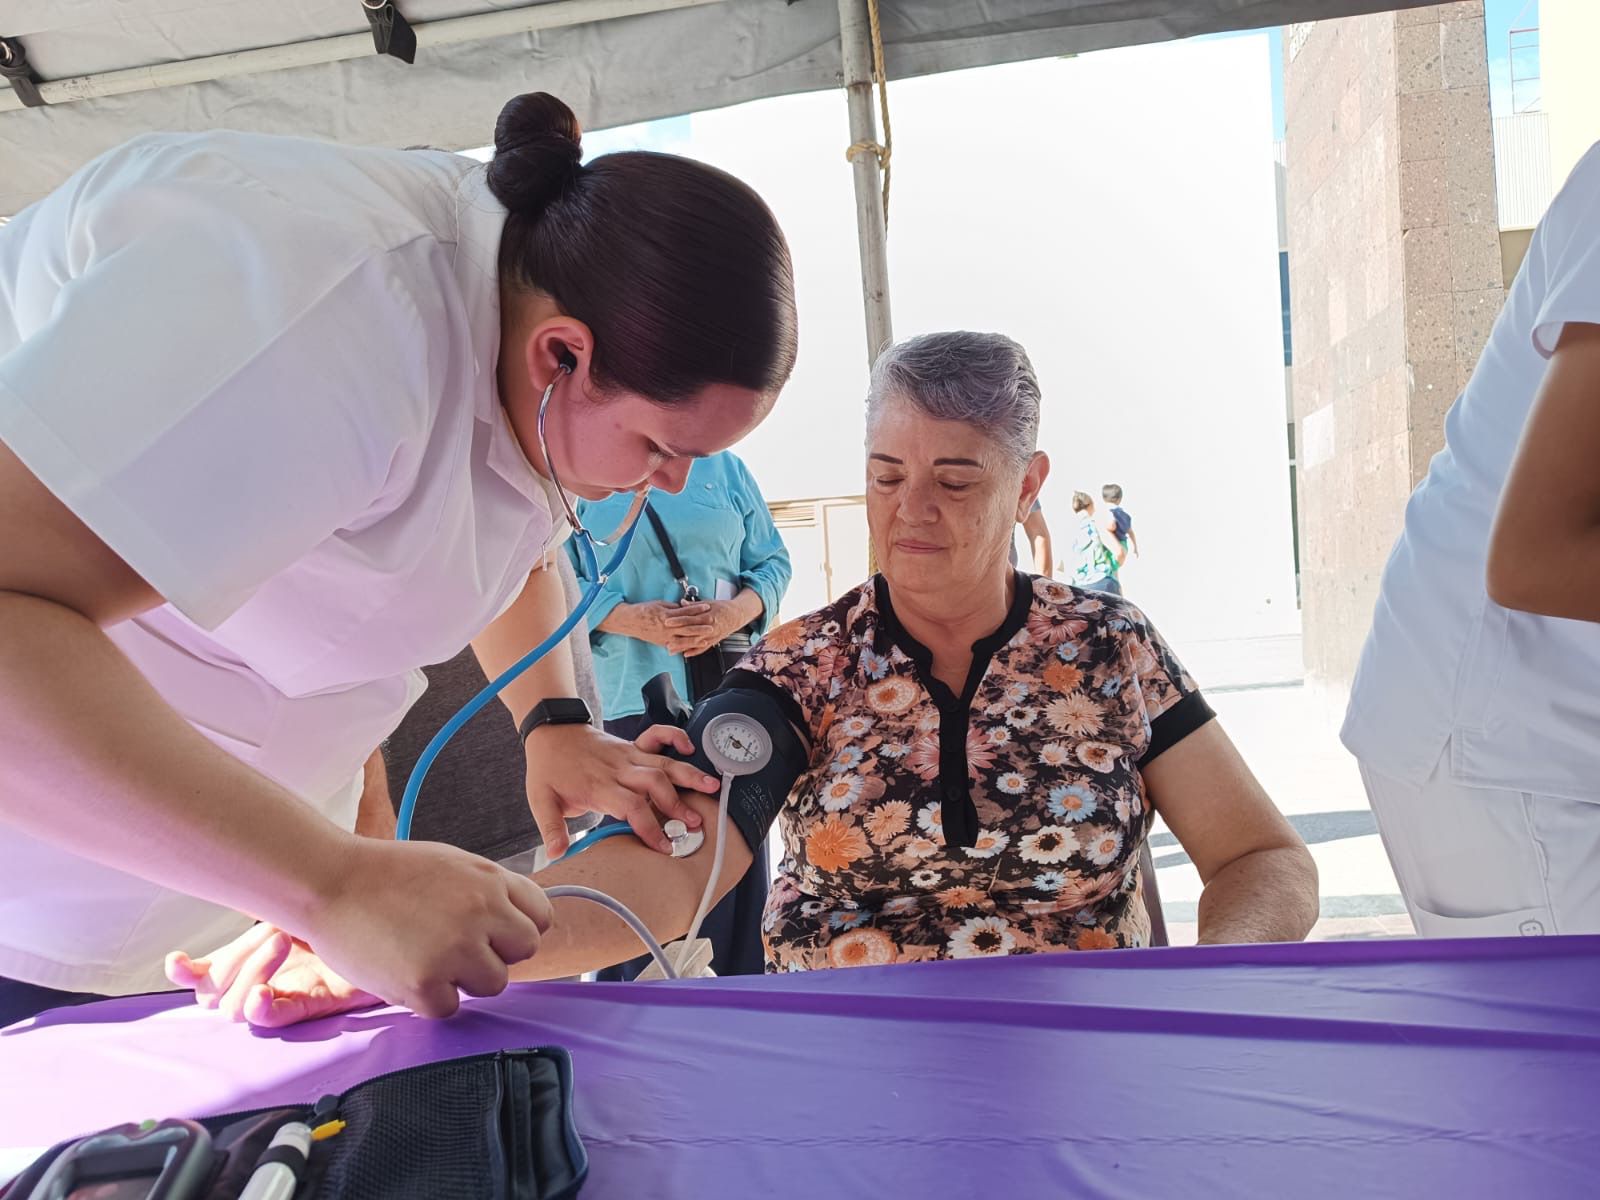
[519,697,593,742]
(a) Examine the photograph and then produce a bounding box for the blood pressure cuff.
[685,685,808,854]
[638,672,808,855]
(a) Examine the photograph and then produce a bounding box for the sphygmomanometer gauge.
[702,712,772,777]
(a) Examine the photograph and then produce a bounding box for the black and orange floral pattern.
[736,573,1209,972]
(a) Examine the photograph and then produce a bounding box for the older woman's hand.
[166,922,378,1028]
[667,601,740,657]
[601,599,713,648]
[667,591,765,658]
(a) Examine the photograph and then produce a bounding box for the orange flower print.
[995,771,1030,795]
[906,734,942,781]
[1037,579,1073,606]
[963,829,1010,859]
[864,800,912,845]
[1018,826,1078,865]
[1075,740,1122,773]
[1043,660,1084,694]
[1075,928,1118,951]
[821,774,866,812]
[1086,872,1125,903]
[1005,706,1039,730]
[866,677,918,715]
[898,837,941,865]
[806,814,870,872]
[838,714,876,739]
[1037,742,1071,768]
[1026,608,1089,646]
[815,643,849,684]
[1046,693,1104,737]
[762,620,806,651]
[965,726,998,777]
[827,927,898,968]
[937,885,987,909]
[815,702,838,741]
[1131,641,1160,681]
[1082,828,1125,867]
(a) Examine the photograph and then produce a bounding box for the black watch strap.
[519,697,593,742]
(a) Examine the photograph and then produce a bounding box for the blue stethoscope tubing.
[394,510,644,840]
[395,367,646,841]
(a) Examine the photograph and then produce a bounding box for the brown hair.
[1072,491,1095,513]
[485,93,798,404]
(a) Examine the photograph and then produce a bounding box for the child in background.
[1103,483,1138,560]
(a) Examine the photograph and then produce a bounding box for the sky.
[576,35,1300,641]
[539,7,1542,639]
[1486,0,1540,115]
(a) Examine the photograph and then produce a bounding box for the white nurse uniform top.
[0,131,565,994]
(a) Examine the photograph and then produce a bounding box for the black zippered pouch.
[3,1046,587,1200]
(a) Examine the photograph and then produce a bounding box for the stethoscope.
[395,363,650,840]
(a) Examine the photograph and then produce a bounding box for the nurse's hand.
[523,723,718,859]
[298,837,554,1019]
[167,923,377,1028]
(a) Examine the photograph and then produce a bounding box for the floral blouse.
[728,573,1212,972]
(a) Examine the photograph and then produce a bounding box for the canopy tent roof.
[3,0,1435,216]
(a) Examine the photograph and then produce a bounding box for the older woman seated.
[173,332,1317,1019]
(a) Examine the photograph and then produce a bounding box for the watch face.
[705,714,771,772]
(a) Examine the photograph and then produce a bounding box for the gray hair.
[866,331,1041,467]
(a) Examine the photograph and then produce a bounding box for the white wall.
[592,34,1298,646]
[1542,0,1600,191]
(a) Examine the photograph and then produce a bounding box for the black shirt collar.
[873,571,1034,693]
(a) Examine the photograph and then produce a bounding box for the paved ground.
[1151,634,1414,945]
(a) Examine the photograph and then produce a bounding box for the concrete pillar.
[1284,2,1502,704]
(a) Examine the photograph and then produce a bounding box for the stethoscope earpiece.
[536,360,650,558]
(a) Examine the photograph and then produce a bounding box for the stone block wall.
[1285,2,1502,697]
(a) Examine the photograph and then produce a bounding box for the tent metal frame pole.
[837,0,893,367]
[0,0,725,114]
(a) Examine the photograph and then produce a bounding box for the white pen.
[239,1121,313,1200]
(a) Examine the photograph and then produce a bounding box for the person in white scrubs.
[1343,142,1600,939]
[0,92,798,1025]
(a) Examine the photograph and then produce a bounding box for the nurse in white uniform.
[1343,143,1600,939]
[0,92,798,1024]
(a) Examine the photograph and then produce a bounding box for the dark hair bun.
[486,93,584,215]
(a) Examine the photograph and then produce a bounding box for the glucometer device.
[24,1119,214,1200]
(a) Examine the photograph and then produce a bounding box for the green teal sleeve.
[731,458,792,635]
[564,534,629,639]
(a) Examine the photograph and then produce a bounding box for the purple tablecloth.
[4,937,1599,1198]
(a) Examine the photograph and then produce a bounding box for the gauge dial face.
[704,714,771,774]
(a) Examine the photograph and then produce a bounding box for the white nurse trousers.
[1359,753,1600,938]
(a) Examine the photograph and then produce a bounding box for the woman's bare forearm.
[0,592,350,930]
[1195,845,1319,944]
[511,790,753,979]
